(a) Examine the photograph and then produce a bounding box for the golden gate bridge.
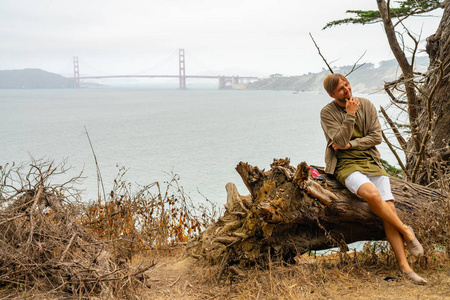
[72,49,259,89]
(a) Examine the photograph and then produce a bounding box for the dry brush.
[0,161,155,298]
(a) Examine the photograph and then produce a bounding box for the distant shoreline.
[247,56,429,93]
[1,56,428,90]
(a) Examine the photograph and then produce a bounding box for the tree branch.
[345,51,367,77]
[309,33,334,74]
[393,7,421,27]
[384,81,409,104]
[382,131,410,179]
[390,100,409,113]
[323,0,444,29]
[380,106,408,151]
[396,15,422,68]
[377,0,421,151]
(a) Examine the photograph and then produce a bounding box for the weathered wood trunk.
[187,158,446,272]
[409,0,450,185]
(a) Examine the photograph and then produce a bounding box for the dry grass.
[133,247,449,300]
[80,166,218,260]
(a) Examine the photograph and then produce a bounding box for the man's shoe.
[401,270,427,285]
[406,226,424,257]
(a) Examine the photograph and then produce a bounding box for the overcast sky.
[0,0,444,77]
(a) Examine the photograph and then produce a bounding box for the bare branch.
[381,131,410,180]
[393,7,421,27]
[380,106,408,151]
[389,99,408,113]
[393,5,442,27]
[345,51,367,77]
[59,233,77,263]
[396,14,422,68]
[0,213,26,226]
[384,81,408,104]
[84,126,106,202]
[309,33,334,74]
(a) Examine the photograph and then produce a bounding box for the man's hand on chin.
[346,97,360,116]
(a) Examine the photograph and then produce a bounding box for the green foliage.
[323,0,444,29]
[381,158,403,178]
[398,0,443,10]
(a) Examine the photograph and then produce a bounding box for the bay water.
[1,88,396,209]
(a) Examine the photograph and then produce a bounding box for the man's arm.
[348,100,382,150]
[320,106,355,149]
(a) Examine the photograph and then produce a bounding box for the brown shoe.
[401,270,427,285]
[406,226,424,257]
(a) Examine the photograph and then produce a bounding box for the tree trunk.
[408,0,450,185]
[187,158,446,272]
[377,0,421,152]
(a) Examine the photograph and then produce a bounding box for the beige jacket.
[320,97,383,174]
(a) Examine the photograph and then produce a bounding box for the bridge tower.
[73,56,80,88]
[178,49,186,89]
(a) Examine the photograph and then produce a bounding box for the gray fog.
[0,0,443,77]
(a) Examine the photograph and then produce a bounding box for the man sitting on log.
[320,73,427,285]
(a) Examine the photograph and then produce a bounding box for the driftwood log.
[187,158,446,273]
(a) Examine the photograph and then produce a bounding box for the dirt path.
[140,254,449,300]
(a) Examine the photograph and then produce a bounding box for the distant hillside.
[0,69,75,89]
[248,57,429,93]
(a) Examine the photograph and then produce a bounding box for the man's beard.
[335,97,349,104]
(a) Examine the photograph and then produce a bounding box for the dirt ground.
[1,251,447,299]
[138,253,450,300]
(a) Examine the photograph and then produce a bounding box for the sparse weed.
[80,166,219,261]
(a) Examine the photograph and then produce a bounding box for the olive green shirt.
[335,111,387,185]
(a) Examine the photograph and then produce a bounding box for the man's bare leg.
[384,200,427,284]
[384,201,411,272]
[357,183,414,242]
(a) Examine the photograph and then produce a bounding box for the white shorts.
[344,171,395,201]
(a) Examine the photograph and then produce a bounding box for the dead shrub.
[0,160,154,298]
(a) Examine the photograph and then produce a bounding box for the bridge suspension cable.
[131,50,178,75]
[71,51,180,77]
[185,50,219,76]
[58,60,74,77]
[78,57,117,76]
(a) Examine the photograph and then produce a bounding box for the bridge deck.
[79,75,258,80]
